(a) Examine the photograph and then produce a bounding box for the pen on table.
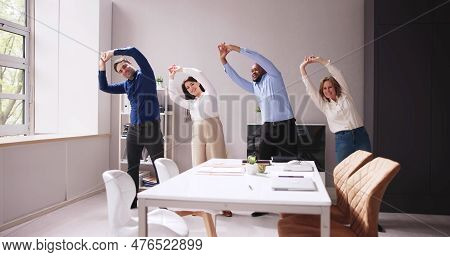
[278,175,304,178]
[248,185,253,191]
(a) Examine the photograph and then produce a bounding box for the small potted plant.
[245,154,258,175]
[257,163,267,174]
[156,76,164,89]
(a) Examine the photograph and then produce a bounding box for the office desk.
[138,159,331,236]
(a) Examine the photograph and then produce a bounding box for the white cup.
[245,164,257,175]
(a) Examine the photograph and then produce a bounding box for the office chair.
[280,150,374,224]
[102,170,189,237]
[155,158,217,237]
[278,157,400,237]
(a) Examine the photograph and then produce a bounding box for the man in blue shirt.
[218,43,299,161]
[99,46,163,209]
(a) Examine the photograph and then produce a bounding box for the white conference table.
[138,159,331,236]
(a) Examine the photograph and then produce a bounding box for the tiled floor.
[1,192,449,237]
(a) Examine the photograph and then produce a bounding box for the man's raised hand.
[101,50,114,62]
[168,64,181,79]
[218,42,230,64]
[99,58,106,71]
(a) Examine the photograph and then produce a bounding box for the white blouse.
[302,62,363,133]
[168,68,220,121]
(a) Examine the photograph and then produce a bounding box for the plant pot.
[245,164,258,175]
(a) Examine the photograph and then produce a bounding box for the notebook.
[196,167,244,176]
[283,162,314,172]
[271,177,316,191]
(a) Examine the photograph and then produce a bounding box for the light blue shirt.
[223,48,294,123]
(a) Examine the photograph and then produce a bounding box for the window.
[0,0,30,136]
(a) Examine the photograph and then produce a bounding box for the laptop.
[271,177,316,191]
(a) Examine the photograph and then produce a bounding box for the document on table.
[200,161,244,168]
[264,166,314,178]
[283,163,314,172]
[271,177,317,191]
[196,167,245,176]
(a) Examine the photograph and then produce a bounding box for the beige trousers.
[191,117,227,166]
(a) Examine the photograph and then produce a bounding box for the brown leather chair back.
[333,150,374,223]
[346,157,400,236]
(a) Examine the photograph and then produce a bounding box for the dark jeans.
[127,120,164,207]
[335,126,371,163]
[258,118,299,160]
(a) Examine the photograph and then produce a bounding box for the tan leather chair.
[278,157,400,237]
[280,150,374,224]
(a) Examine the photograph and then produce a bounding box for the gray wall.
[111,0,365,182]
[0,136,109,227]
[364,0,374,145]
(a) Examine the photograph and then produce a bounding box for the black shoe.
[222,210,233,217]
[378,224,385,232]
[251,212,268,217]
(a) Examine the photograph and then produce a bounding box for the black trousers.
[127,120,164,207]
[258,118,299,160]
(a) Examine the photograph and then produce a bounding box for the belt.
[264,118,295,126]
[335,126,364,135]
[130,120,160,128]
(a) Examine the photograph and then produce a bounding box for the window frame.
[0,0,31,136]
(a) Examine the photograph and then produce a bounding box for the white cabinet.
[119,85,174,189]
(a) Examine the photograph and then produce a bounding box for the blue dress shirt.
[223,48,294,123]
[98,47,160,124]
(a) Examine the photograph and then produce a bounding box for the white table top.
[138,159,331,209]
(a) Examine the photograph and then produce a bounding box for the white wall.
[58,0,100,134]
[34,0,59,133]
[0,0,114,229]
[111,0,365,178]
[35,0,112,135]
[98,0,113,135]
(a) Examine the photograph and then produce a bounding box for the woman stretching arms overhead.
[168,65,231,217]
[300,56,371,163]
[168,65,227,166]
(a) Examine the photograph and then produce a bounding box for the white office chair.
[155,158,180,183]
[154,158,218,237]
[102,170,189,237]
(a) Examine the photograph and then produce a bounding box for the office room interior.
[0,0,449,237]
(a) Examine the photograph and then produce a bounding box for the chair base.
[176,211,217,237]
[278,216,357,237]
[280,205,350,225]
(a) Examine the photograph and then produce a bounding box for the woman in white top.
[300,56,371,163]
[169,65,231,217]
[168,65,227,166]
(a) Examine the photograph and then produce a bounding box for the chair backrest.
[154,158,180,183]
[102,170,135,235]
[333,150,374,222]
[346,157,400,237]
